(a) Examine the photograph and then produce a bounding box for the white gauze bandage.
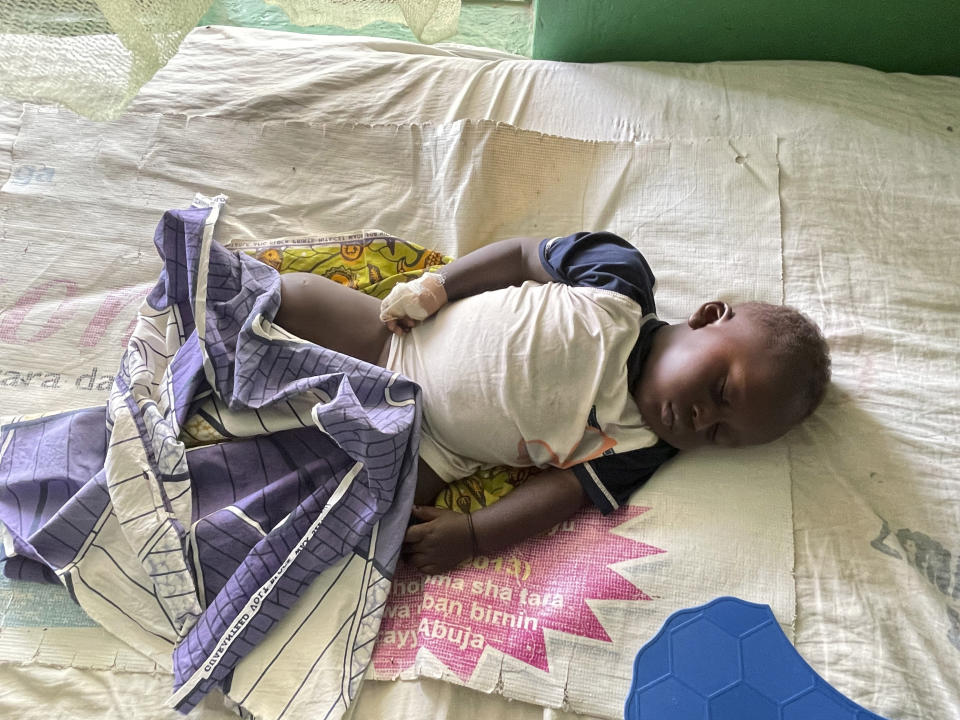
[379,272,448,322]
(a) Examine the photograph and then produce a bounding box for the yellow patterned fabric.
[246,233,448,298]
[432,465,544,513]
[231,231,532,512]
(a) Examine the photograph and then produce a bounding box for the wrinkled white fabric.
[385,281,659,481]
[0,25,957,720]
[0,104,786,719]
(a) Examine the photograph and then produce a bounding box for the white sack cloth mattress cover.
[0,109,788,719]
[0,25,957,720]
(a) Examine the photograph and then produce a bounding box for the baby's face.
[634,303,798,451]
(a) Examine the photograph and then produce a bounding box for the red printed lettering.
[0,279,80,344]
[80,287,144,348]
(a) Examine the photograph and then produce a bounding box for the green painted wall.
[532,0,960,76]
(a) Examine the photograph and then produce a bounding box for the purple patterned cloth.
[0,199,420,717]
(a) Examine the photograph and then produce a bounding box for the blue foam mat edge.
[624,596,889,720]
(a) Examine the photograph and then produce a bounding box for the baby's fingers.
[386,319,407,335]
[403,523,429,545]
[385,317,418,335]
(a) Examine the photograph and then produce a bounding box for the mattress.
[0,26,958,720]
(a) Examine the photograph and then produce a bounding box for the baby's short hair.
[737,302,831,422]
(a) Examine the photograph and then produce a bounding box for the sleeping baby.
[274,232,830,574]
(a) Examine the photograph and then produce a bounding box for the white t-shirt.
[387,232,678,514]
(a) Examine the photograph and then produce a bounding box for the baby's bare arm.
[439,236,554,301]
[382,236,555,334]
[403,468,586,574]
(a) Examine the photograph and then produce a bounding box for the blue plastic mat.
[625,597,889,720]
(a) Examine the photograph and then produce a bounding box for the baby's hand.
[402,506,473,574]
[379,273,448,334]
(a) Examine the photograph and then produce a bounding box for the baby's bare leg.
[275,273,392,366]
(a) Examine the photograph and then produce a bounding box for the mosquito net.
[0,0,459,120]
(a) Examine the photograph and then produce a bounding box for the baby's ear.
[688,300,731,329]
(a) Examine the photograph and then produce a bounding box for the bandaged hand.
[379,272,448,334]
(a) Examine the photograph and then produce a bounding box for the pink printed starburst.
[372,505,662,679]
